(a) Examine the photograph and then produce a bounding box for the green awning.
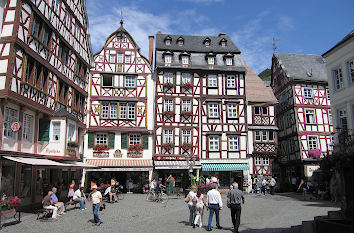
[202,163,249,171]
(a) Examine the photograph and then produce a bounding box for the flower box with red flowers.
[181,111,193,117]
[181,143,192,150]
[181,83,192,89]
[127,143,144,157]
[162,143,174,150]
[308,149,322,159]
[0,195,22,210]
[162,110,175,116]
[93,144,109,152]
[163,82,174,88]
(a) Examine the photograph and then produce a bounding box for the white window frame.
[125,55,131,64]
[127,104,135,120]
[95,133,107,145]
[125,76,136,88]
[181,99,191,112]
[303,88,313,99]
[181,73,191,84]
[305,109,316,124]
[181,55,189,65]
[67,123,76,142]
[164,99,173,112]
[333,68,343,90]
[227,75,236,88]
[164,55,172,64]
[109,54,115,63]
[255,157,262,166]
[228,135,239,151]
[110,103,117,119]
[53,0,60,14]
[208,75,217,87]
[165,39,171,46]
[164,73,173,83]
[262,131,268,141]
[227,103,238,118]
[328,110,332,125]
[4,107,18,139]
[182,130,191,144]
[208,57,215,65]
[119,104,127,119]
[163,129,173,143]
[308,136,318,150]
[51,121,61,141]
[209,135,219,151]
[22,113,33,142]
[208,103,219,118]
[255,131,261,142]
[338,109,348,131]
[117,53,123,63]
[101,103,109,119]
[64,11,70,28]
[129,134,141,145]
[348,59,354,84]
[263,158,270,165]
[225,57,233,66]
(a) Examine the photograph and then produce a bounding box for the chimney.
[148,35,154,65]
[157,31,162,34]
[219,32,226,37]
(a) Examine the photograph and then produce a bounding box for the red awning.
[85,159,153,167]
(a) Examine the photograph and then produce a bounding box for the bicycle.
[146,188,168,206]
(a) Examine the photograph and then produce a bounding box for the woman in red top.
[68,180,75,201]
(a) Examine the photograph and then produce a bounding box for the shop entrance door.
[232,171,243,190]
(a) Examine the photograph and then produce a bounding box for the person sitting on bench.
[51,187,65,215]
[42,191,58,220]
[73,186,87,210]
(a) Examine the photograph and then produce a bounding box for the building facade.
[245,65,278,177]
[322,30,354,142]
[0,0,92,206]
[83,21,154,192]
[153,33,251,191]
[271,53,333,186]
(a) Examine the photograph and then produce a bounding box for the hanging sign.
[11,122,21,132]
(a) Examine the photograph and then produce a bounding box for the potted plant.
[93,144,109,152]
[0,195,21,216]
[162,143,174,150]
[181,143,192,151]
[128,143,144,154]
[67,141,78,148]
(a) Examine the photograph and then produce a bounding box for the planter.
[93,151,109,158]
[1,208,16,217]
[127,152,143,158]
[0,208,20,229]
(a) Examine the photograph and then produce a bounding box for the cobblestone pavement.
[1,192,340,233]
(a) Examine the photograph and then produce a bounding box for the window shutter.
[142,134,148,150]
[108,132,115,149]
[88,132,95,148]
[38,119,50,141]
[121,133,127,149]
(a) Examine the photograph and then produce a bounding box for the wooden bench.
[0,208,21,229]
[36,208,52,220]
[64,201,78,211]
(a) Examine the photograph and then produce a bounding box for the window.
[59,41,69,65]
[348,59,354,83]
[326,88,330,100]
[255,131,261,142]
[339,109,348,132]
[164,72,173,83]
[127,104,135,119]
[125,76,136,88]
[53,0,60,14]
[177,38,184,46]
[228,136,239,151]
[227,75,236,88]
[209,136,219,151]
[129,134,141,145]
[165,39,171,46]
[52,122,61,141]
[182,99,191,112]
[109,55,115,63]
[208,75,217,87]
[255,107,260,115]
[119,104,126,119]
[262,131,268,141]
[101,103,109,119]
[333,68,343,90]
[221,41,227,47]
[182,130,191,144]
[125,55,131,64]
[208,103,219,118]
[102,75,113,87]
[22,114,33,142]
[75,24,80,38]
[164,55,172,64]
[67,123,75,141]
[64,11,70,28]
[96,133,107,145]
[208,57,215,65]
[181,55,189,65]
[308,136,318,150]
[268,131,274,142]
[303,88,313,99]
[31,17,41,38]
[305,109,316,124]
[225,57,233,66]
[262,107,268,115]
[110,103,117,118]
[117,53,123,63]
[164,99,173,111]
[163,129,173,143]
[41,25,51,46]
[227,103,238,118]
[255,157,262,166]
[328,110,332,125]
[263,158,270,165]
[181,73,191,84]
[4,107,18,139]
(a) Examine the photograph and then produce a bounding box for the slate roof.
[53,108,75,119]
[155,33,240,53]
[322,30,354,57]
[245,65,277,103]
[274,53,328,82]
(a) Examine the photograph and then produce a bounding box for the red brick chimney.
[148,35,154,65]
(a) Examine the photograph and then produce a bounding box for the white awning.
[63,161,97,168]
[154,161,201,170]
[3,156,68,167]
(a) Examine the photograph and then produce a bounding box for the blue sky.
[86,0,353,73]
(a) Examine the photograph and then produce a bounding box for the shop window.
[0,160,15,196]
[20,165,32,203]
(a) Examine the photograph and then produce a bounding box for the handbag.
[99,203,105,211]
[184,195,190,203]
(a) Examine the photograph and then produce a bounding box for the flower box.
[162,143,174,150]
[93,151,109,158]
[163,82,174,88]
[67,141,78,148]
[181,143,192,150]
[181,111,193,117]
[0,195,22,210]
[181,83,192,89]
[127,151,143,158]
[128,143,144,153]
[162,111,175,116]
[93,144,109,152]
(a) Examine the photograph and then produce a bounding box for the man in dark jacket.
[227,182,244,233]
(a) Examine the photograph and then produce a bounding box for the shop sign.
[304,165,320,177]
[11,122,21,132]
[154,156,185,161]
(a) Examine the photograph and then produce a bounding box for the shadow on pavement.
[240,227,289,233]
[178,220,190,226]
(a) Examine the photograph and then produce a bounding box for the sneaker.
[62,212,67,215]
[84,208,87,210]
[206,228,212,231]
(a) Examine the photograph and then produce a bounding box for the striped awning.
[154,160,201,169]
[202,163,249,171]
[85,159,153,167]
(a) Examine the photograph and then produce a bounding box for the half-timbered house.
[245,65,278,177]
[0,0,92,206]
[83,21,154,191]
[271,53,333,186]
[154,32,251,191]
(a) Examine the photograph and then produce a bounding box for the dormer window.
[164,36,172,46]
[164,54,172,64]
[224,54,233,66]
[208,57,215,65]
[203,38,211,47]
[220,38,227,47]
[177,37,184,46]
[181,55,189,65]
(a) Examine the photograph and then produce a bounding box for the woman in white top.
[194,189,207,228]
[185,186,197,226]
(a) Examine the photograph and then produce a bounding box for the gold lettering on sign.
[45,148,61,154]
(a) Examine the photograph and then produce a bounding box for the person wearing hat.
[73,186,87,210]
[91,185,103,225]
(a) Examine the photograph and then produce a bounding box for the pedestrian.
[252,176,258,194]
[185,186,197,226]
[51,187,65,215]
[91,185,103,226]
[269,176,276,195]
[291,175,297,192]
[329,174,337,202]
[298,179,309,200]
[227,182,244,233]
[73,186,87,210]
[167,174,175,195]
[194,189,207,228]
[42,191,58,221]
[149,178,156,192]
[206,183,223,231]
[261,178,268,195]
[68,180,75,202]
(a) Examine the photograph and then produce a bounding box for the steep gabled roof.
[245,65,277,103]
[274,53,328,83]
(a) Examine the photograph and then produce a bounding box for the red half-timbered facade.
[0,0,91,205]
[84,21,154,184]
[271,53,333,183]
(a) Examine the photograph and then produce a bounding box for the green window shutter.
[142,134,148,150]
[108,132,115,149]
[121,133,127,149]
[88,132,95,148]
[38,119,50,141]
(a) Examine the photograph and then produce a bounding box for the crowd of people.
[251,175,277,195]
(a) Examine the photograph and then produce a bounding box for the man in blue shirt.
[51,187,65,215]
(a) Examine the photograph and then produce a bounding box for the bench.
[36,208,52,220]
[64,201,78,211]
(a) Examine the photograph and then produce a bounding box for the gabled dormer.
[203,37,211,47]
[164,35,172,46]
[219,38,227,47]
[176,36,184,46]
